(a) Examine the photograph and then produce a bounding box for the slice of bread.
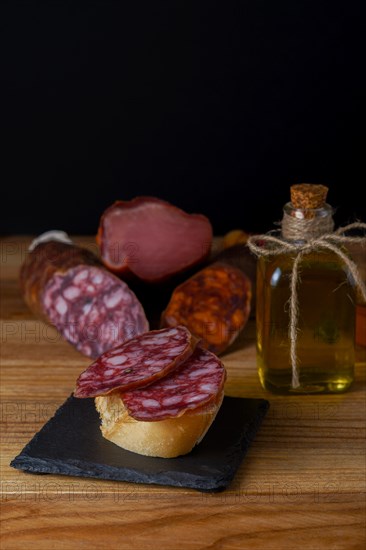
[95,389,224,458]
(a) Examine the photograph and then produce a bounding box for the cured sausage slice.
[161,262,252,355]
[97,197,213,282]
[120,347,226,421]
[74,326,198,398]
[20,232,149,358]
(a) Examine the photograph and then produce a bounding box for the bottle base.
[258,370,354,395]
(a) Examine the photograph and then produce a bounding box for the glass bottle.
[256,184,356,394]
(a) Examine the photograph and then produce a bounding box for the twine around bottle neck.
[247,221,366,390]
[281,203,334,241]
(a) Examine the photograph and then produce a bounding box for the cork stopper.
[290,184,329,209]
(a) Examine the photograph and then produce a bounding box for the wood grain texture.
[1,236,365,550]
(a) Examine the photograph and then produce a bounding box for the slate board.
[11,395,269,492]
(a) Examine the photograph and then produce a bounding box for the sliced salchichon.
[74,324,226,423]
[74,326,198,397]
[120,346,226,421]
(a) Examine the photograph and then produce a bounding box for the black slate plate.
[11,395,269,492]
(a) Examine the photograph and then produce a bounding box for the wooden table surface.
[1,236,365,550]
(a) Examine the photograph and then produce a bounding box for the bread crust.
[95,390,224,458]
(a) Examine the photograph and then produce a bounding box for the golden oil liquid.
[256,251,356,394]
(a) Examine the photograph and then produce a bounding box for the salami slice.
[161,262,252,355]
[97,197,213,282]
[74,326,198,398]
[120,347,226,421]
[20,231,149,358]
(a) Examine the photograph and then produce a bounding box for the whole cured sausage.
[161,262,252,355]
[74,326,198,397]
[20,231,149,358]
[97,197,213,282]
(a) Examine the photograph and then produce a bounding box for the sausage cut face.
[98,198,213,282]
[43,265,149,358]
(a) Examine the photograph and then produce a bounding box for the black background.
[1,1,365,236]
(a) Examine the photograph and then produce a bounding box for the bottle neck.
[281,202,334,241]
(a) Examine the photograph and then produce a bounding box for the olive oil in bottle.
[254,184,356,394]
